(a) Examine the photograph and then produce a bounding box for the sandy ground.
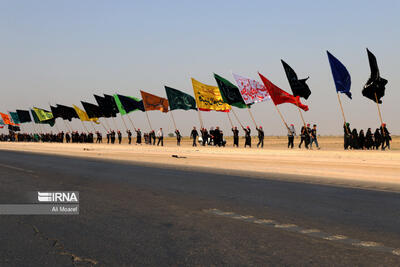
[1,136,399,192]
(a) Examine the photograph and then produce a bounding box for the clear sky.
[1,0,399,135]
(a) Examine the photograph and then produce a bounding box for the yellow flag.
[33,107,54,121]
[191,78,231,112]
[73,105,99,124]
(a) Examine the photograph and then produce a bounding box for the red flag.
[0,112,11,125]
[258,72,309,111]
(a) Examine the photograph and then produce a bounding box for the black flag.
[104,94,119,115]
[362,49,388,104]
[50,105,62,119]
[57,104,79,121]
[16,110,32,123]
[281,60,311,100]
[81,101,104,118]
[94,94,117,117]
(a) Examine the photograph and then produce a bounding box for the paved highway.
[0,150,399,266]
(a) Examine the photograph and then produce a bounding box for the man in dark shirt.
[175,129,181,146]
[310,124,320,149]
[126,130,132,144]
[200,128,208,146]
[190,126,198,147]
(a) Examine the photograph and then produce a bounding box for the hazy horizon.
[1,0,399,136]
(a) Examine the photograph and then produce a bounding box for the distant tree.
[168,133,174,137]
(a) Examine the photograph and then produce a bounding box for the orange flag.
[140,90,169,113]
[0,113,11,125]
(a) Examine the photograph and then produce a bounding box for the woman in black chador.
[242,126,251,148]
[365,128,374,150]
[350,128,359,149]
[358,129,365,150]
[374,128,382,150]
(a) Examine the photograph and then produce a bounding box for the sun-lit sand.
[1,136,399,192]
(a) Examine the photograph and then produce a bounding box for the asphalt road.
[0,150,399,266]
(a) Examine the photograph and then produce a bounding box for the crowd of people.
[0,123,392,150]
[344,123,391,150]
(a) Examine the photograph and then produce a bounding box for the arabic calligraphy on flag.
[232,73,270,104]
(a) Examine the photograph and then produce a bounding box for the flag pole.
[196,109,204,129]
[89,121,96,132]
[99,121,108,132]
[231,108,243,128]
[120,115,129,131]
[145,111,153,131]
[102,118,111,130]
[111,117,118,130]
[336,93,347,123]
[81,121,89,133]
[336,92,349,135]
[247,107,257,128]
[63,120,72,132]
[227,112,234,128]
[127,114,137,131]
[273,104,289,130]
[295,98,308,134]
[169,110,177,130]
[53,121,60,133]
[374,93,385,136]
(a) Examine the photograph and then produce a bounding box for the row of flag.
[0,49,387,132]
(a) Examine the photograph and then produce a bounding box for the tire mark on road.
[204,208,400,257]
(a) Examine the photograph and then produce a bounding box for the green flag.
[113,94,144,115]
[214,73,248,109]
[165,86,197,111]
[9,112,20,124]
[31,109,55,127]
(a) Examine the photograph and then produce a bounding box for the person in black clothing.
[214,127,221,146]
[343,123,351,150]
[201,128,208,146]
[96,132,102,143]
[175,129,181,146]
[136,129,142,144]
[107,131,110,144]
[190,126,198,147]
[88,132,94,143]
[380,123,391,150]
[358,129,365,150]
[305,124,311,148]
[374,128,382,150]
[365,128,373,150]
[243,126,251,148]
[151,130,156,145]
[111,130,116,144]
[127,130,132,144]
[309,124,320,149]
[287,124,296,149]
[232,127,239,147]
[256,126,264,148]
[117,131,122,144]
[298,126,307,149]
[350,128,358,149]
[65,132,71,143]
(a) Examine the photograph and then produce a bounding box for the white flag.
[232,73,271,104]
